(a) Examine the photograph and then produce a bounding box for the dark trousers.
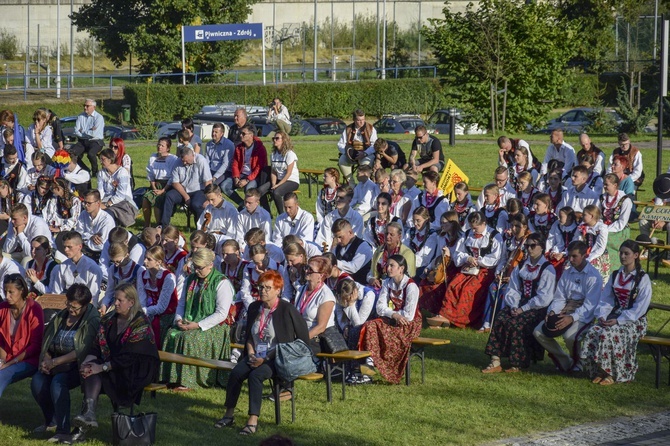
[257,181,299,215]
[224,358,275,416]
[71,139,104,176]
[161,189,207,227]
[30,367,80,434]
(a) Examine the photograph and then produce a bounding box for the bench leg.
[273,380,281,425]
[651,345,662,389]
[324,360,333,403]
[307,174,314,198]
[291,382,296,423]
[406,347,426,386]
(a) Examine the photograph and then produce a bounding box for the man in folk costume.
[331,218,373,285]
[533,240,603,373]
[337,109,378,187]
[577,133,605,175]
[315,187,364,249]
[606,132,644,188]
[0,144,27,201]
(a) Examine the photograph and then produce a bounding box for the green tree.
[423,0,577,131]
[71,0,258,74]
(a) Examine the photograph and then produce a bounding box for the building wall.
[0,0,473,55]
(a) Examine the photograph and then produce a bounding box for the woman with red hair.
[215,269,310,435]
[109,138,133,188]
[610,155,635,196]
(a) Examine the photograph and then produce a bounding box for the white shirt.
[99,233,146,283]
[272,208,315,245]
[547,262,603,322]
[101,262,145,308]
[333,238,373,276]
[97,167,136,209]
[295,283,336,330]
[62,165,91,185]
[596,268,652,324]
[174,276,235,331]
[171,154,212,193]
[139,269,177,319]
[476,182,516,210]
[453,227,503,269]
[197,200,239,248]
[575,221,609,263]
[336,282,376,330]
[146,154,178,182]
[542,142,577,176]
[51,255,103,303]
[75,210,116,253]
[402,228,438,268]
[546,222,577,255]
[504,258,556,311]
[240,258,286,309]
[3,214,53,258]
[376,275,419,320]
[315,207,364,248]
[271,150,299,184]
[411,190,451,231]
[351,179,380,216]
[235,206,272,251]
[25,123,54,158]
[482,205,509,235]
[557,185,599,213]
[337,125,378,157]
[600,191,632,234]
[564,172,604,196]
[0,258,23,300]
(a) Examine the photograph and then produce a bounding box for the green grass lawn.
[2,133,670,445]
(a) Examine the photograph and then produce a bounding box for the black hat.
[653,174,670,200]
[635,234,653,245]
[542,313,571,338]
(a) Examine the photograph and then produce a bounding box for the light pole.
[4,64,7,90]
[381,0,386,79]
[56,0,61,98]
[313,0,317,81]
[70,0,74,88]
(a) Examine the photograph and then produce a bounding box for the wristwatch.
[102,363,110,372]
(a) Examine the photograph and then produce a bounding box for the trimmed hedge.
[123,78,456,122]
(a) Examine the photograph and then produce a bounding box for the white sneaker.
[365,357,374,368]
[230,348,241,364]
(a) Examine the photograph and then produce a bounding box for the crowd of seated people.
[0,105,656,442]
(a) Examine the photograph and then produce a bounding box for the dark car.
[61,116,138,143]
[426,109,487,135]
[192,114,277,137]
[538,108,623,134]
[373,114,426,134]
[292,117,347,136]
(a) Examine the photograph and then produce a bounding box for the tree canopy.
[423,0,578,131]
[71,0,258,75]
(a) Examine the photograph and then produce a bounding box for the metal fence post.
[110,76,113,99]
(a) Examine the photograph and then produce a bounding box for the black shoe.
[72,399,98,429]
[64,427,86,444]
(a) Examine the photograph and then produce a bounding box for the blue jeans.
[220,177,258,207]
[482,282,508,327]
[0,361,37,397]
[161,189,208,227]
[31,367,81,434]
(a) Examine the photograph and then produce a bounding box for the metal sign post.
[181,23,265,85]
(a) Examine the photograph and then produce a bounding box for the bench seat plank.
[317,350,371,361]
[158,351,235,370]
[413,337,451,347]
[640,336,670,346]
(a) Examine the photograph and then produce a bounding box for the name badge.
[256,342,268,359]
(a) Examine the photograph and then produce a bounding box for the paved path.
[484,410,670,446]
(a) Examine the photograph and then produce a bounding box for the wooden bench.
[316,350,371,402]
[406,337,451,385]
[639,302,670,388]
[301,169,323,198]
[643,244,670,279]
[34,294,67,310]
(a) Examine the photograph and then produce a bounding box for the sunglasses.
[111,145,119,149]
[272,136,281,141]
[305,268,320,275]
[524,243,540,249]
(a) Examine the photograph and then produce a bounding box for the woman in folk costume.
[545,206,579,280]
[575,204,611,284]
[359,255,421,384]
[528,193,557,242]
[402,206,438,279]
[483,233,556,373]
[580,240,651,385]
[389,169,412,221]
[364,192,402,249]
[451,181,475,231]
[423,211,503,329]
[599,173,633,271]
[420,211,462,296]
[162,248,234,390]
[161,225,188,274]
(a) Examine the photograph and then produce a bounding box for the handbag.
[111,411,157,446]
[275,339,317,382]
[319,326,348,353]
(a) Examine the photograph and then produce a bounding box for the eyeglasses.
[524,243,540,249]
[83,104,92,108]
[194,264,211,272]
[258,285,274,292]
[272,136,281,141]
[335,196,347,201]
[83,200,98,206]
[66,302,84,312]
[305,268,320,275]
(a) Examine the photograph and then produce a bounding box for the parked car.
[538,108,623,134]
[192,114,276,137]
[292,117,347,136]
[426,109,487,135]
[61,116,139,143]
[198,103,268,117]
[155,121,229,141]
[373,114,426,134]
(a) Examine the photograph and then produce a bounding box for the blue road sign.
[183,23,263,43]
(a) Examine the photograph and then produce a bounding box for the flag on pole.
[438,159,469,197]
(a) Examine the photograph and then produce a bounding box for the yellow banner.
[438,159,469,196]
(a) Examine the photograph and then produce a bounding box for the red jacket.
[0,298,44,368]
[231,137,268,182]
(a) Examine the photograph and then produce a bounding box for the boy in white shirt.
[351,165,380,217]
